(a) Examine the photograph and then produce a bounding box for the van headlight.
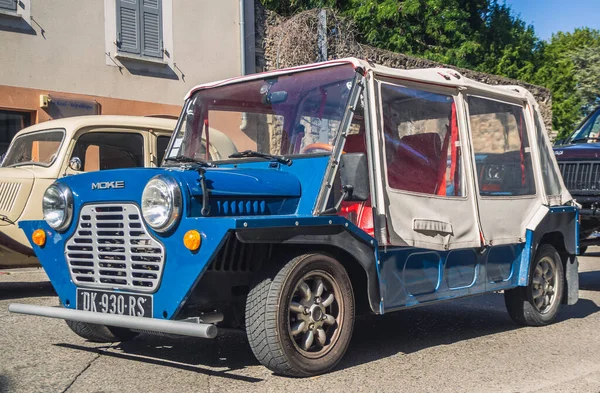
[141,175,182,232]
[43,183,73,231]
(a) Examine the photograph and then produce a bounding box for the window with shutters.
[0,0,17,11]
[116,0,163,59]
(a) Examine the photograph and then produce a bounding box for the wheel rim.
[287,270,343,358]
[531,256,558,314]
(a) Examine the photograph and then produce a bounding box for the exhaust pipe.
[9,303,218,339]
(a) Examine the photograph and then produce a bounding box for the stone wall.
[254,5,555,137]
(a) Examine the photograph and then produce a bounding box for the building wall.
[0,0,243,106]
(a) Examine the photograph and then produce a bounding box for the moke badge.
[92,181,125,190]
[554,150,563,155]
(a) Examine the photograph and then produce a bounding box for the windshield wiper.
[229,150,292,166]
[164,155,214,167]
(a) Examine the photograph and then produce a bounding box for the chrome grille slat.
[65,204,165,293]
[558,161,600,191]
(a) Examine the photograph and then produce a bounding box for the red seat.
[387,133,442,193]
[344,133,366,153]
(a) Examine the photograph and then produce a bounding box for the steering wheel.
[300,143,334,154]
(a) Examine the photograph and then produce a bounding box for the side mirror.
[69,157,82,171]
[340,153,369,202]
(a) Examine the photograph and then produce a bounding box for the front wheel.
[504,244,564,326]
[245,253,355,377]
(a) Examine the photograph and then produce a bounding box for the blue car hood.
[56,166,301,200]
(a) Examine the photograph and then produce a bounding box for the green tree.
[533,28,600,137]
[571,45,600,115]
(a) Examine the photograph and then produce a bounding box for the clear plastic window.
[468,97,535,196]
[534,110,562,197]
[381,83,463,197]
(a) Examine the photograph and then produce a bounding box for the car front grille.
[558,162,600,192]
[65,204,165,293]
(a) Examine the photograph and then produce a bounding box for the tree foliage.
[533,28,600,136]
[260,0,600,136]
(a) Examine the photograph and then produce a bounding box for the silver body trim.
[65,203,165,293]
[8,303,217,339]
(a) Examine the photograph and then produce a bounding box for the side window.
[381,83,463,197]
[116,0,163,58]
[70,132,144,172]
[534,110,562,197]
[468,97,535,196]
[156,135,170,165]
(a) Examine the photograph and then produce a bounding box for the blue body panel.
[19,155,374,320]
[378,243,524,312]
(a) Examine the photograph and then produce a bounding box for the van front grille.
[65,204,165,293]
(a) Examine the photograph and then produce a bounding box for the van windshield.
[165,64,358,164]
[2,129,65,168]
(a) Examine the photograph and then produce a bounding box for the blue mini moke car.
[10,58,579,377]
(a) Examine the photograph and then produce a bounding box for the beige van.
[0,115,180,268]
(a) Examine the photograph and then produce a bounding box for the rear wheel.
[504,244,564,326]
[65,320,138,343]
[579,246,588,255]
[245,253,355,377]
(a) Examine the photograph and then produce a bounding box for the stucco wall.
[0,0,242,106]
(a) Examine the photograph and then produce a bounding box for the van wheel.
[579,246,587,255]
[65,320,138,343]
[245,253,355,377]
[504,244,564,326]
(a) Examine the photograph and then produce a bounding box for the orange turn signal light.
[32,229,46,247]
[183,230,201,251]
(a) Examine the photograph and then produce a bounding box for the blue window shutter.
[140,0,163,58]
[116,0,141,55]
[0,0,17,11]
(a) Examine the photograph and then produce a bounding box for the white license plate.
[76,289,153,317]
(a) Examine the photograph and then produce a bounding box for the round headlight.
[43,183,73,231]
[141,175,182,232]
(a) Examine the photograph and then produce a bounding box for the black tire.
[245,253,355,377]
[504,244,564,326]
[65,320,138,343]
[579,246,588,255]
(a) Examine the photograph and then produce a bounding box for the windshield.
[165,64,358,164]
[2,129,65,167]
[566,107,600,143]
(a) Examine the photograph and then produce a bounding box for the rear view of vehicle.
[9,59,578,377]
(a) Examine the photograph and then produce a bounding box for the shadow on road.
[50,291,600,379]
[580,270,600,291]
[56,330,263,383]
[0,374,12,393]
[0,280,55,301]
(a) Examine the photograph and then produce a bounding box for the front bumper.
[8,303,217,338]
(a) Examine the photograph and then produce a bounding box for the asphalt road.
[1,253,599,393]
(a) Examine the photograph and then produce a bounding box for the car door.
[374,77,482,251]
[465,95,543,246]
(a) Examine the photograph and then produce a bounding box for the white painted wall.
[0,0,242,105]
